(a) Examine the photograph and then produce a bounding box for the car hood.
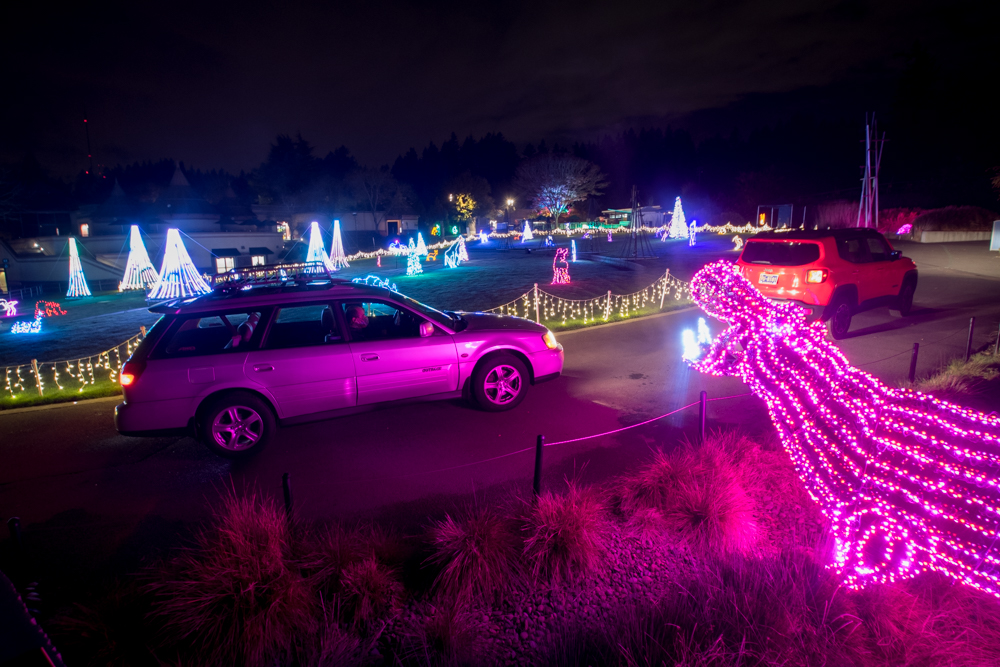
[455,312,545,332]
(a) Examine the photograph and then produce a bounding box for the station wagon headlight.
[542,330,559,350]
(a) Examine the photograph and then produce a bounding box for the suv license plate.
[758,273,779,285]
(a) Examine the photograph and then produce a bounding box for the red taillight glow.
[120,374,135,386]
[806,269,828,284]
[120,360,145,387]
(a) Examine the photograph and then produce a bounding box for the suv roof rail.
[210,261,347,292]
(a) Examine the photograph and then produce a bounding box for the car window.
[341,300,425,341]
[866,236,890,262]
[158,310,265,357]
[741,241,820,266]
[264,303,342,349]
[836,236,870,263]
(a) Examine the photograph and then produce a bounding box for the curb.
[0,394,122,416]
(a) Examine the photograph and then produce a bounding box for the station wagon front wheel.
[199,391,276,457]
[472,354,528,412]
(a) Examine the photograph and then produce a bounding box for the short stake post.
[281,472,293,518]
[30,359,42,396]
[532,435,544,499]
[994,325,999,357]
[908,342,920,384]
[699,390,707,443]
[966,317,975,362]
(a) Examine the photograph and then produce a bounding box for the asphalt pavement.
[0,239,997,591]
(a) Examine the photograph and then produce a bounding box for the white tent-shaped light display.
[119,225,159,291]
[415,232,428,256]
[522,221,534,241]
[329,219,349,269]
[148,229,211,299]
[306,221,336,272]
[66,237,92,297]
[665,196,688,240]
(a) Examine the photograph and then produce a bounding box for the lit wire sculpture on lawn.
[119,225,159,291]
[551,247,570,284]
[148,229,211,299]
[684,260,1000,596]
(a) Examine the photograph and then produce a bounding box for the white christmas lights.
[148,229,212,299]
[119,225,159,291]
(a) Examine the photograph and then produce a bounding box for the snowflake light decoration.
[685,260,1000,596]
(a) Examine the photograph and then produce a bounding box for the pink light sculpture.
[552,247,570,284]
[686,260,1000,596]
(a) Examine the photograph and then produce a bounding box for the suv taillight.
[806,269,828,284]
[120,360,146,387]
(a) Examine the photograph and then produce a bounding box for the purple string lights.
[685,260,1000,596]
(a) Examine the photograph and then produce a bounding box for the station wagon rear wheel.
[472,354,528,412]
[199,391,275,457]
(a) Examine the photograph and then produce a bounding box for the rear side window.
[866,236,890,262]
[157,311,265,358]
[837,237,870,263]
[265,303,342,349]
[741,241,820,266]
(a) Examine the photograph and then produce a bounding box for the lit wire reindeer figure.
[551,247,570,284]
[685,260,1000,596]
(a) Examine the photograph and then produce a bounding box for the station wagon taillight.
[806,269,829,284]
[120,360,146,386]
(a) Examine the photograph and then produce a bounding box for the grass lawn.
[0,376,121,410]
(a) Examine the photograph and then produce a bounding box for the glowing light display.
[305,221,336,272]
[897,223,913,235]
[148,229,212,299]
[551,248,571,284]
[688,221,697,246]
[666,197,688,239]
[34,301,66,318]
[0,299,17,317]
[329,220,350,269]
[351,274,398,291]
[733,235,744,251]
[66,238,92,297]
[11,316,42,334]
[444,237,469,268]
[522,221,534,242]
[686,260,1000,596]
[416,233,428,256]
[545,235,554,247]
[479,230,488,244]
[571,240,577,262]
[119,225,159,292]
[607,230,612,243]
[406,239,423,276]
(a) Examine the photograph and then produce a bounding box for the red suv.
[736,229,918,339]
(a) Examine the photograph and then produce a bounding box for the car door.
[244,302,357,419]
[864,235,901,299]
[341,299,459,405]
[836,234,875,302]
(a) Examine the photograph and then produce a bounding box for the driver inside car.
[345,304,368,338]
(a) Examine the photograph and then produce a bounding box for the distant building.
[601,206,667,227]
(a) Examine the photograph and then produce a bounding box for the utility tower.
[620,186,656,259]
[856,114,886,229]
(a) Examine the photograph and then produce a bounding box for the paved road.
[1,239,997,587]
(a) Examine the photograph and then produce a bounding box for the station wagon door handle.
[360,354,379,361]
[253,364,274,372]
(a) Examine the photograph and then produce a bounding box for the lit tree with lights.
[119,225,159,291]
[522,221,534,241]
[406,238,423,276]
[416,232,428,256]
[454,193,475,233]
[329,219,350,269]
[306,221,336,272]
[457,235,469,262]
[686,260,1000,596]
[66,238,91,297]
[148,229,211,299]
[665,196,687,239]
[514,154,606,230]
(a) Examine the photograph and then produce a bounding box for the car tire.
[472,353,529,412]
[199,391,276,457]
[826,297,853,340]
[893,280,916,316]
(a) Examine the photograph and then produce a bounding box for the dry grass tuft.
[426,505,522,604]
[623,506,668,546]
[300,611,368,667]
[663,473,756,553]
[523,480,608,582]
[146,490,316,667]
[341,555,403,630]
[403,602,491,666]
[914,351,1000,396]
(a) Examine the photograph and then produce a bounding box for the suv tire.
[893,279,916,317]
[826,296,853,340]
[199,391,276,457]
[472,353,529,412]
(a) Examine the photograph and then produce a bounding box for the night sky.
[2,0,992,178]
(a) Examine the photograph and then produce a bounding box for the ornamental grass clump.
[426,505,523,604]
[147,490,316,667]
[341,555,403,630]
[523,480,608,581]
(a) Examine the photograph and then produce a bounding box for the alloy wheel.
[211,405,264,451]
[483,364,523,406]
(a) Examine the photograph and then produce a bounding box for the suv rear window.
[741,241,820,266]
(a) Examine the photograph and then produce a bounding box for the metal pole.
[282,472,293,518]
[699,390,707,443]
[908,343,919,384]
[966,317,975,362]
[533,283,540,324]
[532,435,544,498]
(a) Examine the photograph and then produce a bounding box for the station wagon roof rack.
[210,261,347,292]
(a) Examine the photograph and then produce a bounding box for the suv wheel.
[893,280,916,316]
[472,353,528,412]
[199,391,275,457]
[827,298,853,340]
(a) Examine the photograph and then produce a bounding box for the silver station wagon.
[115,266,564,457]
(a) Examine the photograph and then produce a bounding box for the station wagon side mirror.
[889,250,902,261]
[419,321,435,337]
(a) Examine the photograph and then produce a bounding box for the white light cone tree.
[148,229,212,299]
[329,219,350,269]
[522,221,534,241]
[119,225,159,291]
[416,232,428,256]
[306,221,336,272]
[666,196,688,239]
[66,237,92,297]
